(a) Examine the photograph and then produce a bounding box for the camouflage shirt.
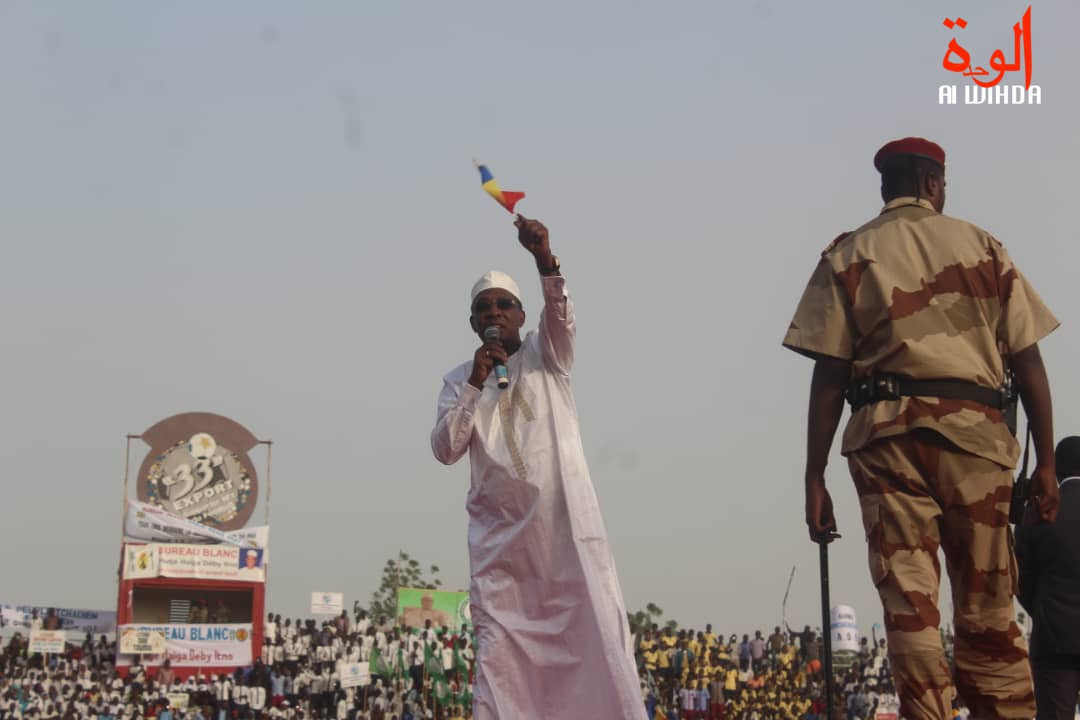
[783,196,1058,468]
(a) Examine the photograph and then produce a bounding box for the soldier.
[783,137,1060,720]
[1016,436,1080,719]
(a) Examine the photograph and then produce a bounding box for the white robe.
[432,274,645,720]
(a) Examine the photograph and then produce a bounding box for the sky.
[2,0,1077,639]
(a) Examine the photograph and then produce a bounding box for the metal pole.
[120,435,140,562]
[819,542,834,720]
[122,435,139,529]
[782,565,796,632]
[258,440,273,527]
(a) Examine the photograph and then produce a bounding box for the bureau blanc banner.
[123,543,265,583]
[116,624,253,667]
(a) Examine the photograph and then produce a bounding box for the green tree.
[627,602,665,634]
[369,550,443,623]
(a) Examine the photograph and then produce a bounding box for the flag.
[452,684,472,709]
[475,161,524,214]
[423,642,453,705]
[451,643,468,676]
[423,641,444,679]
[370,645,391,677]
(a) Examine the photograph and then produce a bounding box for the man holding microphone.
[431,215,645,720]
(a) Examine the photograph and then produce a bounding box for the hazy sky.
[2,0,1077,639]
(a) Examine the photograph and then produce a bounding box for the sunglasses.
[472,298,519,313]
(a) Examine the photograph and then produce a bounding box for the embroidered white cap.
[470,271,521,305]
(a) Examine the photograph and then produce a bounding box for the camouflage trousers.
[848,431,1035,720]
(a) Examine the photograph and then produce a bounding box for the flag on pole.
[424,642,452,705]
[475,161,524,214]
[371,645,391,677]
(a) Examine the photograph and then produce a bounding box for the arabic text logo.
[939,6,1040,105]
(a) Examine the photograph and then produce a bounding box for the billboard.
[124,500,268,552]
[135,413,261,532]
[1,605,116,636]
[311,593,344,615]
[115,624,253,667]
[396,588,470,631]
[123,543,265,583]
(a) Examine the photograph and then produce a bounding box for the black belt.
[845,375,1011,412]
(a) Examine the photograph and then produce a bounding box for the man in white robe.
[431,215,646,720]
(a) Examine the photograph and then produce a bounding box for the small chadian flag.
[475,160,524,214]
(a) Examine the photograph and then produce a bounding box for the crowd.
[1,607,475,720]
[2,607,979,720]
[634,624,904,720]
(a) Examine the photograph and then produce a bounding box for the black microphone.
[483,325,509,389]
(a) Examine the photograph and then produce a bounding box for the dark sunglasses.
[472,298,519,313]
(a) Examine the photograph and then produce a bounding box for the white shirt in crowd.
[249,686,267,712]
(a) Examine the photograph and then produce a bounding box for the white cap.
[470,271,521,305]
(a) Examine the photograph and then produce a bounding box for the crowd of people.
[633,624,903,720]
[1,607,477,720]
[2,607,986,720]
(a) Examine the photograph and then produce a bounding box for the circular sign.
[457,596,471,628]
[136,413,259,532]
[144,435,253,526]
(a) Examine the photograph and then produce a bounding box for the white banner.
[339,662,370,688]
[1,605,116,636]
[125,501,269,557]
[830,605,860,653]
[29,630,66,654]
[119,628,167,654]
[310,592,343,615]
[167,694,190,711]
[116,624,253,668]
[123,543,265,583]
[874,695,899,720]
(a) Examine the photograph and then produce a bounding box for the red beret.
[873,137,946,172]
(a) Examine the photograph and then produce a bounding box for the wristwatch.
[538,255,560,275]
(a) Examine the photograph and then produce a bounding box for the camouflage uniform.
[784,196,1058,719]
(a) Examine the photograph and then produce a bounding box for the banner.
[339,662,370,688]
[116,624,252,668]
[874,696,899,720]
[123,543,265,583]
[120,628,166,654]
[1,605,116,636]
[396,588,470,631]
[29,630,66,653]
[830,605,860,654]
[310,593,343,615]
[125,501,269,557]
[167,694,190,711]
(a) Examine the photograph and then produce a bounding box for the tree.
[627,602,665,635]
[368,550,443,623]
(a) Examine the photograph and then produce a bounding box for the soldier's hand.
[514,215,551,261]
[1029,464,1059,523]
[467,340,509,389]
[805,478,840,544]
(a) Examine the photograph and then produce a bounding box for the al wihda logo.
[939,5,1041,105]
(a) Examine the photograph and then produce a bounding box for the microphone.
[483,325,510,389]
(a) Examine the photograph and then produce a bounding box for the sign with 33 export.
[136,413,260,532]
